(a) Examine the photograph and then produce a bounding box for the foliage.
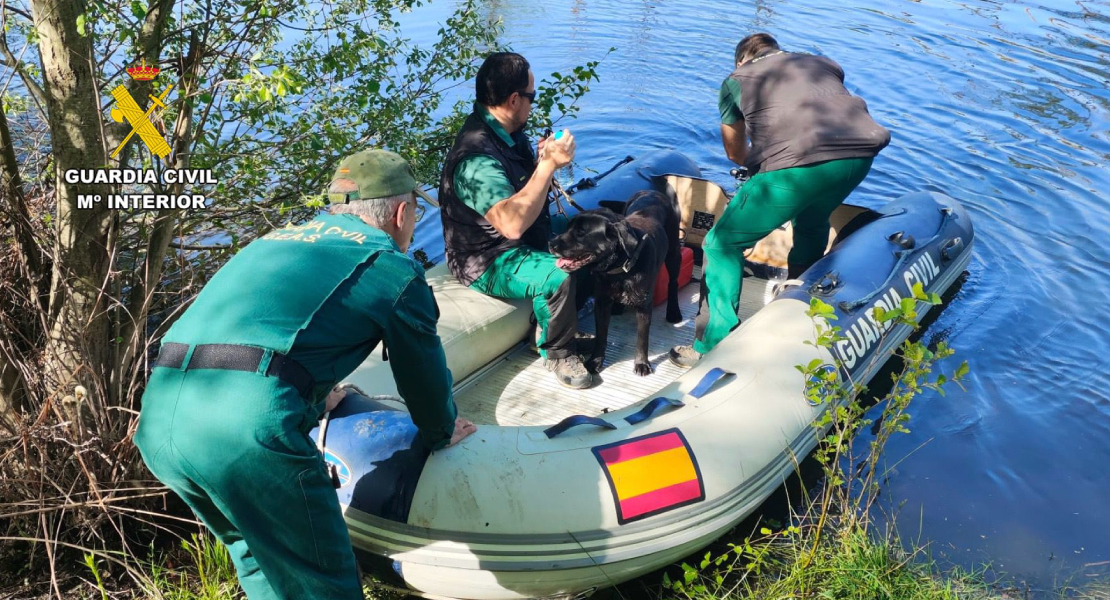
[0,0,609,595]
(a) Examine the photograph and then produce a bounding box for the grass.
[78,532,405,600]
[657,522,996,600]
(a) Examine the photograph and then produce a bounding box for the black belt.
[154,342,315,401]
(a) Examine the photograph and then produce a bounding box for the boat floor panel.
[454,270,776,427]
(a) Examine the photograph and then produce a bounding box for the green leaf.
[759,527,772,535]
[912,281,928,300]
[76,14,87,36]
[877,307,902,323]
[955,360,970,379]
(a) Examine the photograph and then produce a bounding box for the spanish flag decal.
[593,429,705,524]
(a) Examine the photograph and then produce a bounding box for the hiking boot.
[545,354,595,389]
[668,345,702,368]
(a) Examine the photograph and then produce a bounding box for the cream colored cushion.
[344,263,532,398]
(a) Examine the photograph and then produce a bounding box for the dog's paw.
[666,308,682,324]
[587,354,606,374]
[633,362,654,377]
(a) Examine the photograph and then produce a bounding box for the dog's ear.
[611,218,641,258]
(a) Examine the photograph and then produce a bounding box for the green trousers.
[693,157,874,354]
[134,367,363,600]
[470,246,578,360]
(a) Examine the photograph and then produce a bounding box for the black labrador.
[549,190,683,376]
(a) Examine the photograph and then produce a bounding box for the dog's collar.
[605,229,649,275]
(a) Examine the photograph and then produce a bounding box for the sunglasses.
[517,89,537,103]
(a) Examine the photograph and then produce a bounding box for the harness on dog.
[605,228,650,275]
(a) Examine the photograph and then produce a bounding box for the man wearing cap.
[135,150,476,600]
[439,51,592,389]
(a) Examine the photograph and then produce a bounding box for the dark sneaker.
[668,345,701,368]
[545,354,594,389]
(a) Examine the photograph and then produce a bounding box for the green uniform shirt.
[453,105,518,216]
[718,77,743,125]
[288,219,456,449]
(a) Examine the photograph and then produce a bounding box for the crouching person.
[135,149,476,600]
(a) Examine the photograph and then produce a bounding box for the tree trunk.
[30,0,114,400]
[0,102,43,279]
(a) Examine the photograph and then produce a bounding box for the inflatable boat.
[310,151,974,600]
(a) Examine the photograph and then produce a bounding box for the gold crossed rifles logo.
[109,84,173,159]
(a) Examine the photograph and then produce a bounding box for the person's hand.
[446,417,477,447]
[324,383,366,412]
[540,130,575,169]
[325,386,347,412]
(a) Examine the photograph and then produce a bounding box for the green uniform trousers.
[469,246,578,360]
[693,157,874,354]
[135,366,362,600]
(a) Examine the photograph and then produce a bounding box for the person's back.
[726,51,890,175]
[164,213,400,371]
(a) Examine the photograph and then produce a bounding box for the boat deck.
[453,268,777,427]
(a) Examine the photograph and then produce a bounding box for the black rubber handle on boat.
[544,415,618,439]
[625,397,685,425]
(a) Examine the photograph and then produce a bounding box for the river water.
[399,0,1110,592]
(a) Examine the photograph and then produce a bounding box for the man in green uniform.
[438,51,593,389]
[670,33,891,366]
[134,150,476,599]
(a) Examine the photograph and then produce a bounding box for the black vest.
[728,52,890,174]
[438,109,549,285]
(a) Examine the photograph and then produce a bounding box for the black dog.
[550,190,683,376]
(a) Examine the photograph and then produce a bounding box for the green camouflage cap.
[328,149,434,204]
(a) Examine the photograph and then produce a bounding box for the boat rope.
[565,155,635,194]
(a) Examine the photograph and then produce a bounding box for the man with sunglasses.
[135,149,475,600]
[438,52,592,389]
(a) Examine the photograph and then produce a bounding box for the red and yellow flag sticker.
[593,429,705,524]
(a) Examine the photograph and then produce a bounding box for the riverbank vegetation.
[0,0,599,596]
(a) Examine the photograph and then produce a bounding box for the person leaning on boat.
[670,32,891,367]
[438,51,594,389]
[134,149,476,600]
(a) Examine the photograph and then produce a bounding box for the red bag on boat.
[652,246,694,307]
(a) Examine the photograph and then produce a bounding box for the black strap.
[154,342,315,401]
[604,231,650,275]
